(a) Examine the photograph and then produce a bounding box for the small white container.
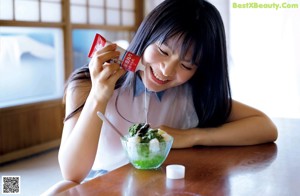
[166,164,185,179]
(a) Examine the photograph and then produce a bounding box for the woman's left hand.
[159,125,199,148]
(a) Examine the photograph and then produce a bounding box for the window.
[0,0,64,108]
[0,27,64,108]
[70,0,135,26]
[0,0,142,108]
[0,0,62,22]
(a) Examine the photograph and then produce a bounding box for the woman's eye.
[158,47,168,56]
[181,63,193,71]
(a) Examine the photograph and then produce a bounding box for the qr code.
[2,176,20,194]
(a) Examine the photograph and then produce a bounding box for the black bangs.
[156,29,204,68]
[181,33,203,66]
[143,0,207,67]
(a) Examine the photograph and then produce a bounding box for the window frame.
[0,0,143,89]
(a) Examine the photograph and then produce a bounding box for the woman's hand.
[159,125,199,149]
[89,43,126,103]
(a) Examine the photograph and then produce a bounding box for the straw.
[96,111,127,141]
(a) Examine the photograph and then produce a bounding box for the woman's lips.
[150,67,169,85]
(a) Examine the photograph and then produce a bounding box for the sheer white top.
[92,83,199,171]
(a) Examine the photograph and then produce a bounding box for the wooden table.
[59,119,300,196]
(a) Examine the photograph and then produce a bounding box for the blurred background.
[0,0,299,194]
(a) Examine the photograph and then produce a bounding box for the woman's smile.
[140,39,197,92]
[150,66,169,84]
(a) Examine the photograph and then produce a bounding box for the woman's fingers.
[91,51,120,72]
[90,62,126,102]
[95,43,117,54]
[87,43,126,102]
[100,62,125,81]
[88,43,120,77]
[93,44,119,66]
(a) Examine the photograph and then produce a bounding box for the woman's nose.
[160,60,178,77]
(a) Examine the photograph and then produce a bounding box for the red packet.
[88,34,107,58]
[87,33,144,72]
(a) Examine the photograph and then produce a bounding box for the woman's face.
[140,37,197,92]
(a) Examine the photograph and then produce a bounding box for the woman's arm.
[58,88,106,183]
[58,44,125,183]
[161,100,278,148]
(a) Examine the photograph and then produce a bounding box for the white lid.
[166,164,185,179]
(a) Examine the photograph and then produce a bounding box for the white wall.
[143,0,300,119]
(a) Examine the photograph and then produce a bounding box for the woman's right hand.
[88,43,126,103]
[59,44,126,183]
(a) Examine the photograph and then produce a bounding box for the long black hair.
[119,0,232,127]
[65,0,232,127]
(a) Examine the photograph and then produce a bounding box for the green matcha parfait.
[121,123,174,169]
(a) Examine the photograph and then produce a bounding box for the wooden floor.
[0,148,62,196]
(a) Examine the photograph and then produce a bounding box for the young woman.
[42,0,277,194]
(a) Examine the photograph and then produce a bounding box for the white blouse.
[92,83,199,171]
